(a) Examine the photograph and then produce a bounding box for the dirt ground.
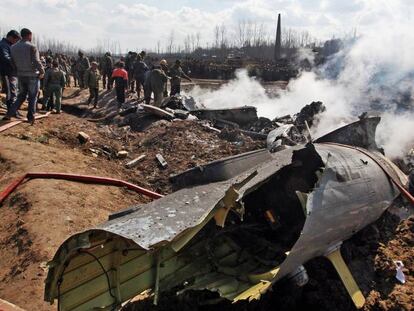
[0,85,413,311]
[0,86,263,310]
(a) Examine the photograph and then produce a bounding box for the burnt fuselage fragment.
[44,118,406,311]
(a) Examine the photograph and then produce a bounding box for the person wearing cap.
[5,28,44,125]
[0,30,21,115]
[75,50,90,88]
[144,59,170,107]
[100,52,113,90]
[43,60,66,113]
[169,59,192,96]
[84,61,101,108]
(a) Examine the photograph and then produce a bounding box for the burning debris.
[43,117,412,311]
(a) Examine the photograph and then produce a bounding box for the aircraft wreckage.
[44,116,410,311]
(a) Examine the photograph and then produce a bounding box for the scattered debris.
[267,124,304,151]
[294,101,326,129]
[44,117,411,311]
[125,155,147,168]
[190,106,258,126]
[141,104,175,120]
[394,260,406,284]
[77,131,90,144]
[156,153,168,168]
[117,150,129,159]
[2,85,413,311]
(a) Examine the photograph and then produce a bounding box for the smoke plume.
[188,1,414,158]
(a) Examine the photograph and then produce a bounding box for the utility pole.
[274,13,281,61]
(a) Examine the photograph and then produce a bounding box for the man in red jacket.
[111,61,128,107]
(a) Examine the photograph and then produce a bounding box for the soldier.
[70,57,78,87]
[84,61,101,108]
[59,54,71,88]
[169,59,192,96]
[139,50,146,61]
[133,54,149,99]
[100,52,113,90]
[43,60,66,113]
[144,59,170,107]
[125,51,137,93]
[42,56,54,110]
[75,50,90,88]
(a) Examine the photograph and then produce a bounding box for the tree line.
[1,20,323,60]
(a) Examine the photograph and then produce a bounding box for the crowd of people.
[0,28,193,125]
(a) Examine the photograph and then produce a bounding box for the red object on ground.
[0,172,163,205]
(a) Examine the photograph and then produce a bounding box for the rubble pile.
[43,116,264,193]
[1,87,413,311]
[58,92,332,193]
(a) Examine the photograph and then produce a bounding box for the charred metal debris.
[44,116,411,311]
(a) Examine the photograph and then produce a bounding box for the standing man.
[169,60,192,96]
[111,61,128,107]
[43,60,66,113]
[84,61,100,108]
[76,50,90,88]
[133,54,149,99]
[0,30,21,115]
[5,28,44,125]
[101,52,113,90]
[125,51,137,93]
[144,60,170,107]
[41,56,54,110]
[70,57,78,87]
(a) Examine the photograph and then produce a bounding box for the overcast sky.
[0,0,411,52]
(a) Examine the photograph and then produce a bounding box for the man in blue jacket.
[0,30,21,115]
[4,28,44,125]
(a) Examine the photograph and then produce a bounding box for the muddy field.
[0,84,413,311]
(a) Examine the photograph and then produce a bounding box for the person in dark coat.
[0,30,21,115]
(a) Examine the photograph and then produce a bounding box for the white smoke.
[188,1,414,158]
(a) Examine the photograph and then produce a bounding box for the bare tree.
[196,32,201,49]
[183,35,191,53]
[167,30,175,54]
[214,25,220,49]
[157,40,161,54]
[237,20,247,47]
[219,24,227,49]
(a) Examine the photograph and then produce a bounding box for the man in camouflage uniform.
[70,57,78,87]
[41,56,54,110]
[76,50,90,88]
[144,59,170,107]
[100,52,113,90]
[84,61,101,108]
[43,60,66,113]
[169,59,192,96]
[125,51,137,93]
[133,54,149,99]
[58,54,71,87]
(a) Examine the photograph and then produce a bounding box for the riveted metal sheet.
[272,143,400,283]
